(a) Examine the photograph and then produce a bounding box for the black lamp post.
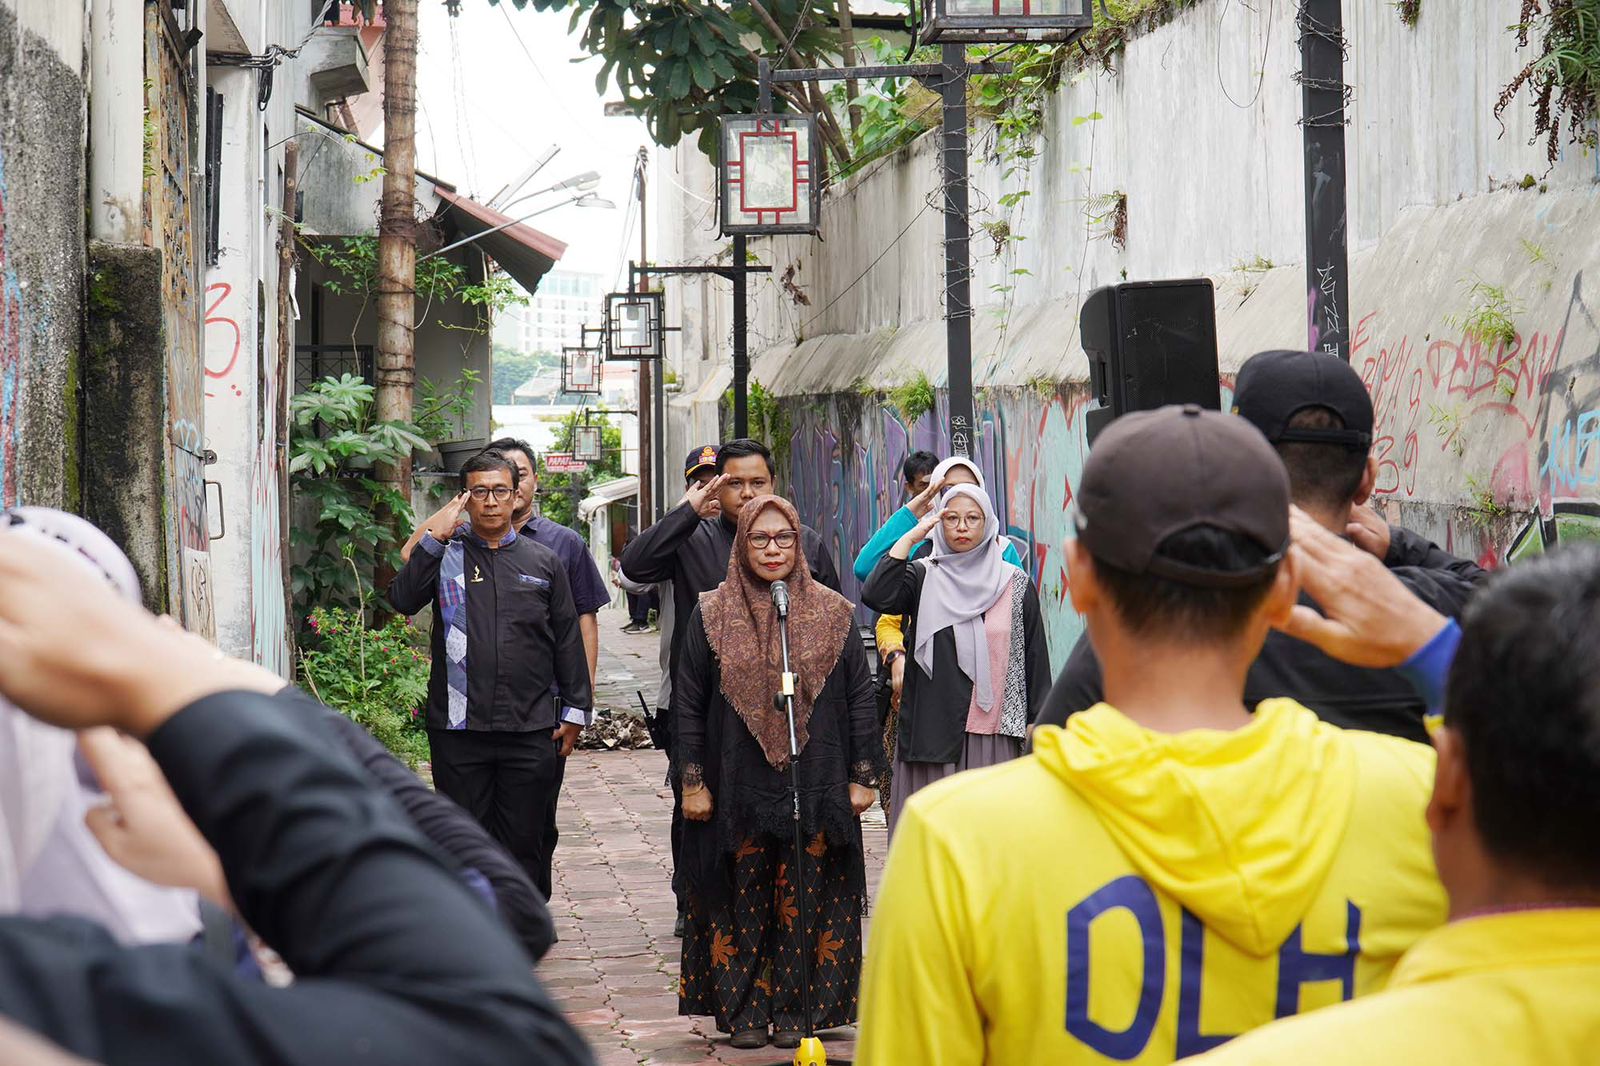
[742,1,1092,457]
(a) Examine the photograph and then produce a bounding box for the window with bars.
[294,344,375,393]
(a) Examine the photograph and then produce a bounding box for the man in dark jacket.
[1036,349,1487,745]
[0,523,592,1066]
[389,452,592,901]
[620,437,843,931]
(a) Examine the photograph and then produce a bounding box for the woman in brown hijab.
[674,495,880,1051]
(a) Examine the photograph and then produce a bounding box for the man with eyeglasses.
[621,437,842,934]
[389,451,591,902]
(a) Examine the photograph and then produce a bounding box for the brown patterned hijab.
[699,495,856,770]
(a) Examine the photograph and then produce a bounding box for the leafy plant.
[1464,474,1517,528]
[519,0,857,160]
[415,368,483,444]
[1085,190,1129,249]
[290,374,432,616]
[718,380,795,474]
[299,236,525,329]
[889,371,937,425]
[1427,402,1467,457]
[1446,278,1522,349]
[1495,0,1600,172]
[1396,0,1421,26]
[298,606,431,769]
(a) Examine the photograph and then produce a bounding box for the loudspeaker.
[1080,279,1220,445]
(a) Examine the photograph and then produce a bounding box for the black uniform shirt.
[388,527,592,732]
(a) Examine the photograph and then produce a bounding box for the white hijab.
[912,484,1014,710]
[928,455,986,490]
[0,509,200,944]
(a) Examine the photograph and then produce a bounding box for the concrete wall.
[200,0,307,675]
[659,0,1600,665]
[0,0,87,510]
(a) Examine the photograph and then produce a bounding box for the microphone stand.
[773,584,828,1066]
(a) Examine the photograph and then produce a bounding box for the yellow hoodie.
[856,700,1447,1066]
[1182,909,1600,1065]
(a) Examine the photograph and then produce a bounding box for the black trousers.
[429,728,564,901]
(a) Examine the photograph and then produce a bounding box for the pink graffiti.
[203,282,242,399]
[1356,311,1566,510]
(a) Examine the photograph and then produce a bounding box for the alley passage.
[546,743,888,1065]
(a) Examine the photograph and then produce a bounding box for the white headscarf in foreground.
[0,509,201,944]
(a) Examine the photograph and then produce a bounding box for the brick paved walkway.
[546,605,888,1064]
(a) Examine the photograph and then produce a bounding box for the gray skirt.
[888,732,1022,838]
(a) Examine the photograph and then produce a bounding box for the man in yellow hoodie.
[1184,519,1600,1065]
[856,405,1447,1065]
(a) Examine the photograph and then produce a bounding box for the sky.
[412,1,656,285]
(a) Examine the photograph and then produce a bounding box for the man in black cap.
[1035,349,1486,744]
[858,405,1446,1062]
[621,438,842,933]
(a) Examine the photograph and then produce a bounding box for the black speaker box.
[1080,279,1220,445]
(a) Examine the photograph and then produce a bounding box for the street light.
[500,171,604,214]
[420,193,616,262]
[561,345,603,396]
[604,290,663,362]
[919,0,1093,44]
[717,114,822,236]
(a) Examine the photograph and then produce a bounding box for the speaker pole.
[1298,0,1351,361]
[939,43,976,457]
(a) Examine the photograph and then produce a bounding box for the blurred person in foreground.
[674,496,880,1050]
[0,526,591,1065]
[1186,523,1600,1064]
[856,406,1447,1065]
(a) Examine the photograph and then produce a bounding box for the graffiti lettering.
[203,281,243,398]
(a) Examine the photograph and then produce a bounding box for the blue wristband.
[1396,619,1462,726]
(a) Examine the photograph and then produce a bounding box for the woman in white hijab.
[861,483,1053,835]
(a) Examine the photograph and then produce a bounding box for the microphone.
[770,580,790,618]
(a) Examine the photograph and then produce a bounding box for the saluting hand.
[907,478,947,519]
[1277,506,1447,668]
[424,492,470,541]
[682,475,727,519]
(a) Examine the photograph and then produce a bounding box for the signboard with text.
[543,453,589,474]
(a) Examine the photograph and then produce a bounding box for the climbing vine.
[1495,0,1600,171]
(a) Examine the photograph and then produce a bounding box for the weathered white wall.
[202,0,317,673]
[657,0,1600,657]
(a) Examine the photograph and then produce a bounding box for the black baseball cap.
[684,444,719,481]
[1233,349,1374,448]
[1075,405,1290,588]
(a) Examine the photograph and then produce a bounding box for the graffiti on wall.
[148,4,212,636]
[0,146,22,507]
[1356,271,1600,565]
[203,282,245,399]
[783,387,1094,666]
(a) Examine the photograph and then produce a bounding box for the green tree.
[525,0,873,161]
[492,346,558,404]
[539,410,625,536]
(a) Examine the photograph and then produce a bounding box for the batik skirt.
[679,830,863,1035]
